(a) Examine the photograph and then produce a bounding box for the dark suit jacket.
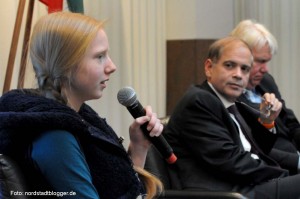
[238,73,300,174]
[165,81,288,197]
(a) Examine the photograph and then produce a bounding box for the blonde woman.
[0,12,162,199]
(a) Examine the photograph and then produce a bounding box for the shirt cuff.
[269,127,276,134]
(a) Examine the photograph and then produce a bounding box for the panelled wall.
[166,39,215,115]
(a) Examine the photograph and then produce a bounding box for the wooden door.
[166,39,215,115]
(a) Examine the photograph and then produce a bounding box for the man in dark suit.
[165,36,300,199]
[231,20,300,174]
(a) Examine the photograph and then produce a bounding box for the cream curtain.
[234,0,300,118]
[85,0,166,147]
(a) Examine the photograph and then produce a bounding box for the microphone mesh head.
[117,86,137,107]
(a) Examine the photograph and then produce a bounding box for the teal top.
[31,130,100,199]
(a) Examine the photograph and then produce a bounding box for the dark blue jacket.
[0,89,144,199]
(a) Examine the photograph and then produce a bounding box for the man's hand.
[259,93,282,124]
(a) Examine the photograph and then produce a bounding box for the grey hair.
[230,19,278,55]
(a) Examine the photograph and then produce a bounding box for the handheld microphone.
[117,86,177,164]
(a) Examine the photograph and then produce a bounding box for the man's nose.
[260,63,269,73]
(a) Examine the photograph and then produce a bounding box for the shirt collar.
[207,82,235,109]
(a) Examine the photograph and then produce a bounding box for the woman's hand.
[128,105,163,167]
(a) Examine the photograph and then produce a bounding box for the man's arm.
[169,88,285,184]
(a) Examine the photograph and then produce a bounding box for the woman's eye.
[96,52,108,62]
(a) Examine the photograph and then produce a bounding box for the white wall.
[166,0,235,40]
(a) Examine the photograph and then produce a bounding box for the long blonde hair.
[30,12,103,103]
[30,12,163,198]
[135,166,163,198]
